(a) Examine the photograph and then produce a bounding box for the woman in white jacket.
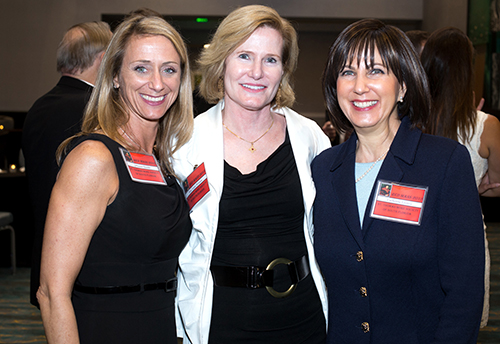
[172,5,329,344]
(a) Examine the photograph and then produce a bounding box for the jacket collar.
[58,75,93,91]
[329,116,421,173]
[328,116,422,243]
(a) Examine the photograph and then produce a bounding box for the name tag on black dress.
[119,148,167,186]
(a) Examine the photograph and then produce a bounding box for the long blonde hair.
[58,15,193,175]
[197,5,298,109]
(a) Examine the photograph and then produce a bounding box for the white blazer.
[172,101,330,344]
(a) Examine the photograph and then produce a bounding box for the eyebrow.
[235,49,281,58]
[131,59,180,65]
[342,61,385,69]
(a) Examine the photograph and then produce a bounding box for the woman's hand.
[478,172,500,196]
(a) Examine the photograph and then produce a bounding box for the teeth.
[353,100,377,108]
[141,94,165,102]
[242,84,265,90]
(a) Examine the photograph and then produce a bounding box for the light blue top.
[355,160,383,228]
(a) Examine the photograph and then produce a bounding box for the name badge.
[182,163,210,210]
[119,148,167,185]
[370,180,428,225]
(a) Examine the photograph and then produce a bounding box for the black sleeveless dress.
[208,132,326,343]
[69,134,192,344]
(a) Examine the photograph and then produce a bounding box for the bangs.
[339,31,400,78]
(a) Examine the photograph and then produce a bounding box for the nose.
[249,61,263,79]
[353,74,369,95]
[149,70,165,92]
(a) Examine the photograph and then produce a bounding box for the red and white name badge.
[182,163,210,210]
[370,180,428,225]
[119,148,167,185]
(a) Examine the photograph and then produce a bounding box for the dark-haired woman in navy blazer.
[312,19,484,344]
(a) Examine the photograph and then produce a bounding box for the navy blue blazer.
[312,117,484,344]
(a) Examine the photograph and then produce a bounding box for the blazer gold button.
[361,322,370,333]
[359,287,367,297]
[356,251,363,262]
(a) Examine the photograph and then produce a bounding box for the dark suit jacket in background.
[22,76,92,307]
[311,117,485,344]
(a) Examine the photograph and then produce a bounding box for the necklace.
[121,128,148,154]
[355,148,389,183]
[223,115,274,153]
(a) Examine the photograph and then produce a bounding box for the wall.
[1,0,423,116]
[422,0,468,33]
[1,0,468,119]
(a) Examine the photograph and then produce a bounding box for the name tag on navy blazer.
[370,180,428,226]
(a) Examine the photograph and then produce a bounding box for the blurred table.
[0,171,34,268]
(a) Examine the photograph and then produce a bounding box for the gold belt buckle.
[265,257,296,298]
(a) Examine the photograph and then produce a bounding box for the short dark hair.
[322,19,430,132]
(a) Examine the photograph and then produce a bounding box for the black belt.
[211,255,310,298]
[73,277,177,294]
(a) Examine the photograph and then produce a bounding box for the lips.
[242,84,265,90]
[353,100,378,109]
[141,94,166,102]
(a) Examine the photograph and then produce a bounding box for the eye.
[266,57,278,64]
[163,66,177,74]
[134,66,147,73]
[340,69,354,77]
[238,53,250,60]
[370,68,385,75]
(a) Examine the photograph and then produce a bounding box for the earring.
[399,96,403,103]
[113,83,119,89]
[217,78,224,99]
[275,84,282,108]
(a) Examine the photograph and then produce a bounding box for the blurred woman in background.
[421,26,500,327]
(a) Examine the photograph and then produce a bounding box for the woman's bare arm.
[37,140,118,343]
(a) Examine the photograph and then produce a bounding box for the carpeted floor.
[478,222,500,344]
[1,223,500,343]
[0,268,45,343]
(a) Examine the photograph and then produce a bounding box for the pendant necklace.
[223,114,274,153]
[355,148,389,183]
[121,128,149,154]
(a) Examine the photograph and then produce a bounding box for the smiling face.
[114,34,181,124]
[223,26,284,113]
[336,48,406,132]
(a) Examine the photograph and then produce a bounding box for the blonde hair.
[59,15,193,175]
[197,5,298,109]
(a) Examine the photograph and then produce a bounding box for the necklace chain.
[223,115,274,153]
[355,148,389,183]
[121,128,148,154]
